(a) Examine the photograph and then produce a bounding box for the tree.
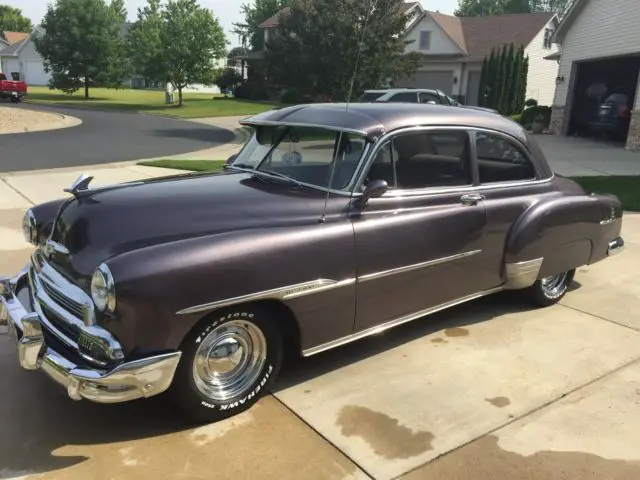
[477,43,528,115]
[215,67,244,96]
[128,0,228,106]
[233,0,286,51]
[0,5,33,36]
[455,0,572,16]
[455,0,530,16]
[263,0,422,101]
[33,0,129,98]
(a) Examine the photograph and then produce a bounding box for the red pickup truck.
[0,73,27,103]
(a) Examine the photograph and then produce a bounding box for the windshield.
[230,125,367,191]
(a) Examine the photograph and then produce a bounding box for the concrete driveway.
[534,134,640,176]
[0,104,236,172]
[1,186,639,478]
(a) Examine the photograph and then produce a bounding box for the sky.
[8,0,458,48]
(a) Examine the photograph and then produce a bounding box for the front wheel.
[522,269,575,307]
[171,305,283,423]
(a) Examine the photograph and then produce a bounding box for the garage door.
[24,60,50,86]
[1,59,20,79]
[396,71,454,95]
[466,71,481,106]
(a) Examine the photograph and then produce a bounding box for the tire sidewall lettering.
[200,363,274,410]
[194,311,271,411]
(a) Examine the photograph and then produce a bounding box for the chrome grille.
[39,276,86,319]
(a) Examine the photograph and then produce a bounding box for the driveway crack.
[559,303,640,332]
[0,177,35,206]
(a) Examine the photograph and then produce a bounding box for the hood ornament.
[64,174,94,196]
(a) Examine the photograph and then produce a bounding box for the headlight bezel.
[91,263,116,313]
[22,209,38,245]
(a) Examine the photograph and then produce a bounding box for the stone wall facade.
[625,110,640,152]
[549,105,566,136]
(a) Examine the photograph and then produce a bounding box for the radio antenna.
[319,0,380,223]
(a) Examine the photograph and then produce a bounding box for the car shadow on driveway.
[274,291,545,390]
[0,289,564,477]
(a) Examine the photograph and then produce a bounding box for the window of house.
[419,31,431,50]
[543,28,554,49]
[475,132,536,184]
[365,130,471,190]
[389,92,419,102]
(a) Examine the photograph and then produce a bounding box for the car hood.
[45,170,338,283]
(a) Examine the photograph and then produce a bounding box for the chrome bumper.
[608,237,624,256]
[0,268,181,404]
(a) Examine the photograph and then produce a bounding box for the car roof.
[364,88,438,94]
[240,102,528,144]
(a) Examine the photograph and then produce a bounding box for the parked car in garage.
[359,88,499,114]
[586,92,633,141]
[1,102,624,423]
[0,72,27,103]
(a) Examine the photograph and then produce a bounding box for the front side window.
[389,92,419,103]
[475,132,536,183]
[419,92,440,103]
[231,126,366,190]
[365,130,472,190]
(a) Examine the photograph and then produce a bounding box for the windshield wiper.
[224,163,255,171]
[253,169,302,186]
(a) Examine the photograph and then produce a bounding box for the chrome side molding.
[503,257,544,290]
[358,250,481,283]
[177,278,356,315]
[302,286,503,357]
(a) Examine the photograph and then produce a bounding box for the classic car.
[358,87,499,114]
[0,102,625,423]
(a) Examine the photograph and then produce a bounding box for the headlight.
[91,263,116,312]
[22,209,37,245]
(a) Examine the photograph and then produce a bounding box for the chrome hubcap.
[541,272,569,298]
[193,320,267,402]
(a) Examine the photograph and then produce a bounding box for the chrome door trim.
[302,285,503,357]
[358,249,482,283]
[176,278,356,316]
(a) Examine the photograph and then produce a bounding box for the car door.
[350,127,496,332]
[472,129,553,287]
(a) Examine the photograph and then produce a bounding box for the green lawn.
[139,159,226,172]
[138,161,640,212]
[571,176,640,211]
[25,86,281,118]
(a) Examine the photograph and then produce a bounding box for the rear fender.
[504,193,622,287]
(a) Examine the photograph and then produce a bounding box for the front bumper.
[0,268,181,404]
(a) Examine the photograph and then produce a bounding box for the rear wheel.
[522,269,575,307]
[171,305,283,423]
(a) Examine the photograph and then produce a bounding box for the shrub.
[511,113,523,124]
[521,105,552,129]
[234,81,269,100]
[525,98,538,108]
[280,88,302,104]
[214,68,244,96]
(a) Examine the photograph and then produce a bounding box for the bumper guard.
[0,268,181,404]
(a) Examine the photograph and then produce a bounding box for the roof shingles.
[3,31,29,45]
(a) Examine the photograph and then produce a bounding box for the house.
[0,30,41,82]
[255,2,560,106]
[546,0,640,151]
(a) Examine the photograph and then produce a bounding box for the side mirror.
[225,154,237,165]
[356,179,388,207]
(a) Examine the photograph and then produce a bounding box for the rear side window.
[389,92,419,103]
[419,92,440,103]
[475,132,536,184]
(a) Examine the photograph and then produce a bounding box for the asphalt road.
[0,103,236,172]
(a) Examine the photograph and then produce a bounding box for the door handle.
[460,193,485,206]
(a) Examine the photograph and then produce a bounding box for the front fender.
[103,222,356,356]
[505,193,622,278]
[30,198,68,244]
